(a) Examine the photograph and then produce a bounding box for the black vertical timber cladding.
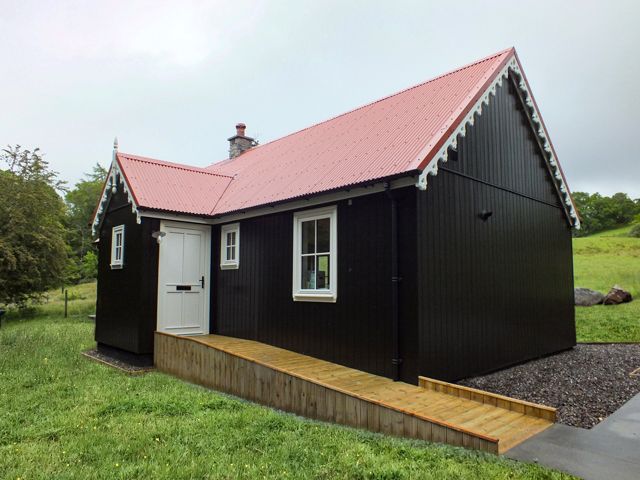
[416,80,575,382]
[95,185,159,355]
[397,188,419,382]
[212,188,418,382]
[444,79,562,207]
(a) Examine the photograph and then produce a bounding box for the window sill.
[220,262,239,270]
[110,264,123,270]
[292,291,337,303]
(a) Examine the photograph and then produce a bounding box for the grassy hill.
[573,224,640,342]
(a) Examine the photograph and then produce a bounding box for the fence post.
[64,289,68,318]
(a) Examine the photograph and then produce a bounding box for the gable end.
[91,154,141,236]
[414,55,579,229]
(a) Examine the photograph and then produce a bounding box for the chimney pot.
[236,123,246,137]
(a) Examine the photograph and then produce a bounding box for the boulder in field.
[603,285,633,305]
[574,288,605,306]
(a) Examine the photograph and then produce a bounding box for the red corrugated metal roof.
[206,48,514,215]
[111,48,549,218]
[116,153,233,216]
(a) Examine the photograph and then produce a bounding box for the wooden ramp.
[155,332,554,454]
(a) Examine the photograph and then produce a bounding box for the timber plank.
[367,403,381,432]
[155,333,551,455]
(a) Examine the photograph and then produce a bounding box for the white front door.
[157,221,210,335]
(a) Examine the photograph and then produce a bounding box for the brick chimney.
[228,123,255,159]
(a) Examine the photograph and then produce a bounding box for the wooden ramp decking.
[154,332,555,454]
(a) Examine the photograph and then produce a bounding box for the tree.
[64,164,107,281]
[573,191,640,236]
[0,146,68,306]
[81,250,98,278]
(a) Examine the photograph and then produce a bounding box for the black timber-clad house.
[92,49,579,382]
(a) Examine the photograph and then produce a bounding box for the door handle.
[201,275,205,289]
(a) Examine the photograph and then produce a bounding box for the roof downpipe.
[385,182,402,381]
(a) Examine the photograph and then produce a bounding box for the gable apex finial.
[112,136,118,162]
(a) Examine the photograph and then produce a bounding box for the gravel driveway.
[459,344,640,429]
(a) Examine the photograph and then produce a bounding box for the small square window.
[220,223,240,269]
[110,225,125,269]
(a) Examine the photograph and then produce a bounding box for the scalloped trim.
[91,155,141,236]
[415,57,580,229]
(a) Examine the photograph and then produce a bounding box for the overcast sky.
[1,0,638,197]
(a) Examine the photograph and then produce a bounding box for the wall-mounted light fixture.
[152,231,167,244]
[478,210,493,221]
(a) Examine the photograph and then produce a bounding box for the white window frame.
[292,205,337,303]
[220,223,240,270]
[110,224,125,269]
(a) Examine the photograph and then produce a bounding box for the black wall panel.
[212,188,418,382]
[445,79,562,208]
[416,81,575,381]
[95,187,159,355]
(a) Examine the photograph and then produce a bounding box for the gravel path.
[459,344,640,429]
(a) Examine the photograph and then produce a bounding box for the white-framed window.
[110,224,125,269]
[220,223,240,269]
[292,205,337,302]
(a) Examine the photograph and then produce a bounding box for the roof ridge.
[119,152,235,179]
[206,47,514,170]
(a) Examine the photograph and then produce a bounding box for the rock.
[603,285,633,305]
[574,288,604,306]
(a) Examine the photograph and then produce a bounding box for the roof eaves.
[136,205,216,218]
[211,170,419,218]
[510,49,579,225]
[91,155,142,236]
[115,154,142,208]
[411,49,515,172]
[410,49,580,229]
[508,51,580,228]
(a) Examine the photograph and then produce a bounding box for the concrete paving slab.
[506,393,640,480]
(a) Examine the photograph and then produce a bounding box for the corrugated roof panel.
[117,153,233,215]
[208,49,512,214]
[112,49,528,217]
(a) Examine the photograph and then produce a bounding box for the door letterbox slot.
[176,285,192,291]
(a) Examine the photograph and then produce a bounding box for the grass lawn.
[0,308,568,478]
[573,224,640,342]
[1,225,635,478]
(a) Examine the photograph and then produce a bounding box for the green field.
[0,315,568,479]
[2,281,98,321]
[573,224,640,342]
